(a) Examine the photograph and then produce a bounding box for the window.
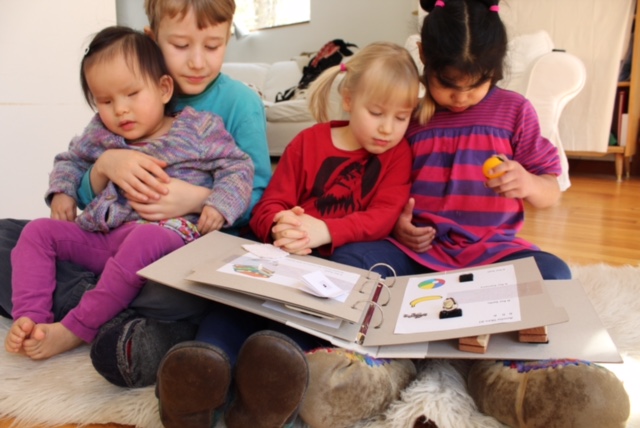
[234,0,310,32]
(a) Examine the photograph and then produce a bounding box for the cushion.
[266,99,314,123]
[263,60,303,103]
[468,359,630,428]
[220,62,270,94]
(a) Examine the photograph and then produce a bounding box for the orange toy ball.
[482,156,505,179]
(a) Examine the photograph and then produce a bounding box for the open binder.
[139,231,571,356]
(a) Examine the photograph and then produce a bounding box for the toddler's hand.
[198,205,225,235]
[50,193,77,221]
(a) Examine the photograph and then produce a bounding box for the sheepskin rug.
[0,263,638,428]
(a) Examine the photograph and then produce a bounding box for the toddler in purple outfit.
[4,26,253,360]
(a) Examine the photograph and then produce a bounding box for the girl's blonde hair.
[308,42,422,123]
[415,85,436,125]
[144,0,235,33]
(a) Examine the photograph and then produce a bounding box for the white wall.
[117,0,418,63]
[0,1,117,220]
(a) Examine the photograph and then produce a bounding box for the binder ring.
[367,263,397,288]
[358,278,378,294]
[357,280,390,306]
[351,300,384,329]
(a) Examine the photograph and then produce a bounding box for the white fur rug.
[0,264,638,428]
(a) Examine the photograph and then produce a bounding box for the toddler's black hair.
[419,0,507,87]
[80,26,174,114]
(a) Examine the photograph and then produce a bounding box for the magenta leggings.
[11,219,184,342]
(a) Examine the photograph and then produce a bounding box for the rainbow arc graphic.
[417,278,445,289]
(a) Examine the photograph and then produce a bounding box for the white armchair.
[519,50,587,191]
[498,30,586,191]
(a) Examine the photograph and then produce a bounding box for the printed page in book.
[140,231,380,324]
[182,236,380,323]
[359,257,569,347]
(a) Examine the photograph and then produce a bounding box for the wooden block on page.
[519,326,548,335]
[519,326,549,343]
[458,334,491,354]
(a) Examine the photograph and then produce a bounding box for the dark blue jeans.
[0,218,209,322]
[330,239,572,280]
[195,302,329,365]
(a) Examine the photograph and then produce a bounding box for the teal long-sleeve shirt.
[78,73,271,231]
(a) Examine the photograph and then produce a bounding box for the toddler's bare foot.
[23,322,84,360]
[4,316,36,355]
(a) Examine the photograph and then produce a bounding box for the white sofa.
[221,60,330,157]
[222,31,585,190]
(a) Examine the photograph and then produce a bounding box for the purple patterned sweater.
[46,106,254,232]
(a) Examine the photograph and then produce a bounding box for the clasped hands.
[271,207,330,255]
[271,198,438,256]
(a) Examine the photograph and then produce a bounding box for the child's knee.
[18,218,54,241]
[128,224,184,256]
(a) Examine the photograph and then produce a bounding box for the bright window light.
[235,0,310,32]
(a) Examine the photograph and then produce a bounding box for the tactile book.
[135,231,617,360]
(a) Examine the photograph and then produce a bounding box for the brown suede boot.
[468,359,630,428]
[156,341,231,428]
[225,330,309,428]
[300,347,417,428]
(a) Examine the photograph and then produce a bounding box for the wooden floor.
[1,172,639,428]
[519,172,640,266]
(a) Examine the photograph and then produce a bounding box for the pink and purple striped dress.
[390,87,561,270]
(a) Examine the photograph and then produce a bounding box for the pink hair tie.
[435,0,445,7]
[489,5,500,12]
[340,63,347,72]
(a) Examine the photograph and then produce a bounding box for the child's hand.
[50,193,77,221]
[129,179,210,220]
[485,156,560,208]
[296,214,331,250]
[392,198,435,253]
[198,205,225,235]
[484,157,533,199]
[95,149,170,202]
[271,207,311,255]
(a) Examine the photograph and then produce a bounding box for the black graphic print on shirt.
[312,156,381,216]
